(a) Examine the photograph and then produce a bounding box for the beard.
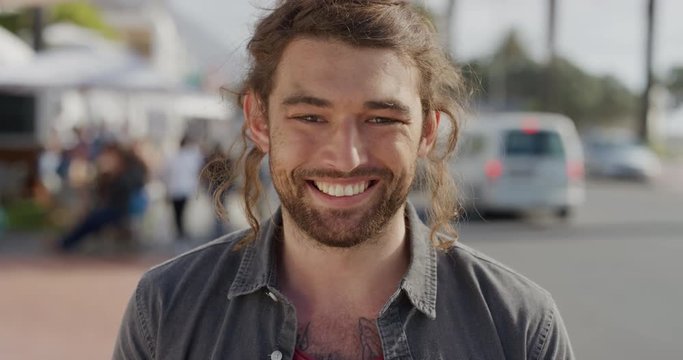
[271,164,413,248]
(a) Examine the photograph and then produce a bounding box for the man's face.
[248,38,437,248]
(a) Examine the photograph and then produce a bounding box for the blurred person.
[70,125,92,160]
[130,137,165,180]
[38,131,62,194]
[38,129,64,196]
[163,135,204,240]
[114,1,573,359]
[55,125,97,220]
[125,140,151,222]
[56,126,93,190]
[90,122,118,161]
[58,142,148,251]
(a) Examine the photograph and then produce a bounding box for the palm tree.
[640,0,656,143]
[444,0,456,56]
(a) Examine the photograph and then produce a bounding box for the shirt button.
[270,350,283,360]
[266,290,278,302]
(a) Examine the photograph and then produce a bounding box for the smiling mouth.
[311,180,376,197]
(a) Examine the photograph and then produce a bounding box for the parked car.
[583,136,661,181]
[451,112,585,219]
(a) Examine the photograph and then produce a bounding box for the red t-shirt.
[294,349,383,360]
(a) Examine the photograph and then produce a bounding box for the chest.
[295,315,383,359]
[154,290,510,360]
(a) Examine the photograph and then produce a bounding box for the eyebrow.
[363,100,411,116]
[282,95,331,107]
[282,95,411,116]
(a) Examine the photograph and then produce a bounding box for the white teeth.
[344,185,354,196]
[314,181,369,197]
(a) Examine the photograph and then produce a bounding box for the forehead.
[270,37,421,104]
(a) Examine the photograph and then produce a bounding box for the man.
[163,135,204,241]
[114,1,574,359]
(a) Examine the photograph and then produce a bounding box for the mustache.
[293,167,393,179]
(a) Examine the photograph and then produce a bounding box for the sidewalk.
[0,186,249,359]
[0,253,165,360]
[0,198,199,359]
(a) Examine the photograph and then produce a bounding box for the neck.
[279,206,410,318]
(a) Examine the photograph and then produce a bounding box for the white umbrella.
[0,26,34,66]
[82,57,179,92]
[0,47,178,91]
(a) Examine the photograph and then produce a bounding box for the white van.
[452,112,585,219]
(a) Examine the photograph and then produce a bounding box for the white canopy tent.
[0,21,235,150]
[0,26,34,66]
[0,47,177,91]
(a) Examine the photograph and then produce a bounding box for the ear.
[243,92,270,153]
[418,110,440,157]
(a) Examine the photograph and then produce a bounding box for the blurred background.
[0,0,681,359]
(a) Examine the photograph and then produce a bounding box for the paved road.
[460,179,683,360]
[0,166,680,359]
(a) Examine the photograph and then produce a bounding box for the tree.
[665,66,683,107]
[0,10,32,35]
[462,30,638,128]
[0,1,117,40]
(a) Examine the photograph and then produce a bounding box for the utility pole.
[444,0,456,56]
[639,0,656,143]
[547,0,557,61]
[545,0,558,111]
[31,7,45,51]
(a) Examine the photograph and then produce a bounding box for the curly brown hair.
[207,0,469,250]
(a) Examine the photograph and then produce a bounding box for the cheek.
[269,128,317,166]
[371,131,421,161]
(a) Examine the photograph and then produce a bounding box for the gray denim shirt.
[113,204,574,359]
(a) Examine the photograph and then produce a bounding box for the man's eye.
[294,115,324,123]
[368,117,400,125]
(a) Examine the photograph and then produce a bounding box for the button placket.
[270,350,283,360]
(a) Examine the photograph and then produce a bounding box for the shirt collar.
[227,203,438,319]
[227,209,282,299]
[400,202,438,319]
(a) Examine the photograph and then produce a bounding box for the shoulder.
[440,241,553,305]
[138,229,250,299]
[436,241,573,359]
[114,229,256,359]
[438,241,558,327]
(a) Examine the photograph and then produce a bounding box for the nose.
[322,120,367,172]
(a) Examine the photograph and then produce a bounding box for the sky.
[168,0,683,92]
